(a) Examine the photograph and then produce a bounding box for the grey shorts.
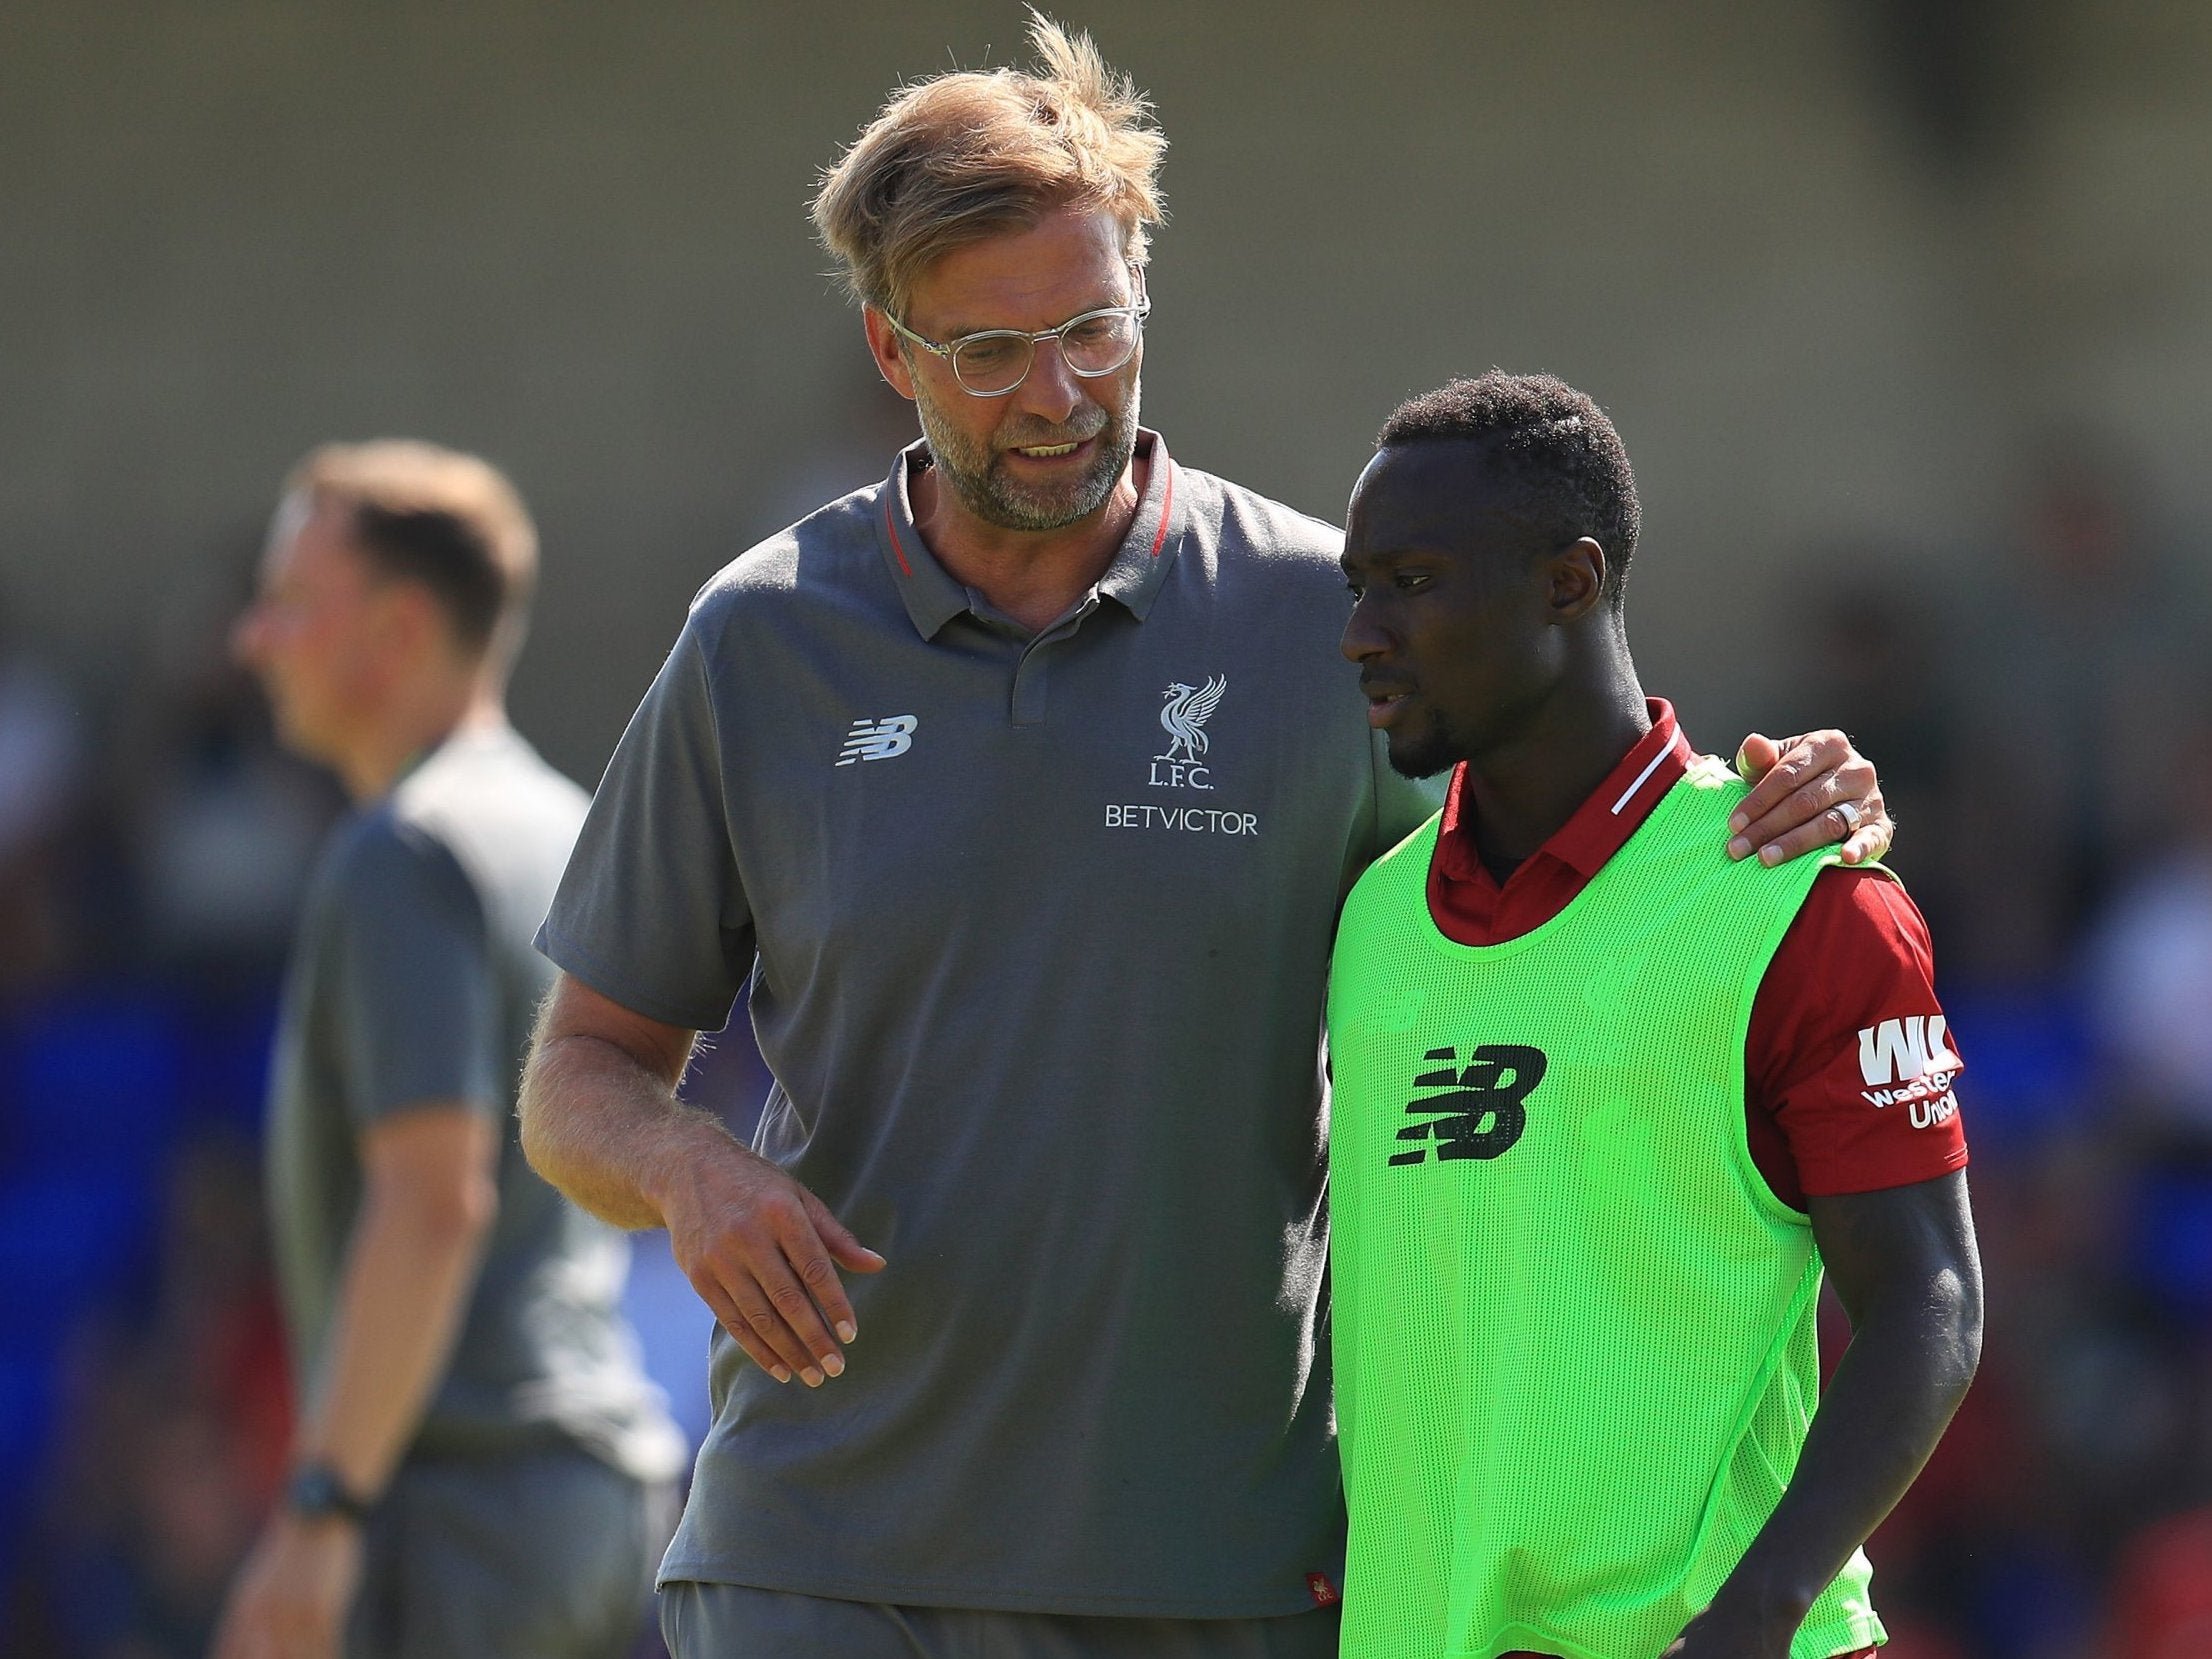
[348,1443,675,1659]
[660,1581,1341,1659]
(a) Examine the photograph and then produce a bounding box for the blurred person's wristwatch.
[285,1461,372,1524]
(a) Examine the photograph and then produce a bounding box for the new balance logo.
[1391,1043,1546,1167]
[1858,1015,1961,1127]
[836,715,918,766]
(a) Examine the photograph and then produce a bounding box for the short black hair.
[347,502,508,654]
[1377,371,1640,608]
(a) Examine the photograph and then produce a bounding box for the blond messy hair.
[811,11,1167,316]
[284,439,538,667]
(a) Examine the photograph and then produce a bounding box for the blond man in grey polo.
[518,21,1889,1659]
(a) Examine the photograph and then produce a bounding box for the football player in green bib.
[1327,372,1982,1659]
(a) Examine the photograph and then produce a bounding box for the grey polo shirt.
[540,432,1438,1617]
[268,726,684,1484]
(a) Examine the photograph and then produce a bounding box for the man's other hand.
[520,971,886,1391]
[660,1137,886,1388]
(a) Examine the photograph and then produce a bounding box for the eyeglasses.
[882,298,1151,398]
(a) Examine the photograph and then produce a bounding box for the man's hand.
[657,1136,886,1388]
[1729,731,1890,867]
[520,971,886,1389]
[212,1514,363,1659]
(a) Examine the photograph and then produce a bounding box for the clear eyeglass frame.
[882,298,1151,398]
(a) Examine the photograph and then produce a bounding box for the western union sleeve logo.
[1856,1015,1957,1087]
[1856,1015,1961,1127]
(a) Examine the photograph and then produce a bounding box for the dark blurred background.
[3,4,2210,1656]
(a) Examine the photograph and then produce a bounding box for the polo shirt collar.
[874,429,1185,641]
[1094,430,1184,621]
[1436,698,1693,883]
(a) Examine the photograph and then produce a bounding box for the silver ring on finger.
[1830,799,1862,836]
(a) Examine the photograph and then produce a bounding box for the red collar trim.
[883,498,914,578]
[1437,699,1690,883]
[1150,459,1176,558]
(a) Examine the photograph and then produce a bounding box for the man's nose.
[1015,337,1085,424]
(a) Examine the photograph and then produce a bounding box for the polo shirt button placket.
[1009,597,1097,726]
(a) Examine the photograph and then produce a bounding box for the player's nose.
[1341,594,1389,663]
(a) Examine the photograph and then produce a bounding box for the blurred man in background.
[518,19,1889,1659]
[214,441,682,1659]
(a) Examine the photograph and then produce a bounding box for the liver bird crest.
[1158,675,1228,763]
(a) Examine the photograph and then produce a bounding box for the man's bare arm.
[1663,1171,1983,1658]
[516,972,709,1228]
[518,972,884,1388]
[215,1106,499,1659]
[312,1108,501,1492]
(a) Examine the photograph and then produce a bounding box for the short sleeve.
[327,826,500,1126]
[1747,866,1970,1202]
[537,619,754,1031]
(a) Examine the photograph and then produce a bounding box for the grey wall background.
[4,0,2208,781]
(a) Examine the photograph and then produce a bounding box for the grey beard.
[918,387,1141,533]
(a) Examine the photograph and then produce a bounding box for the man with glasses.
[881,294,1150,399]
[517,20,1890,1659]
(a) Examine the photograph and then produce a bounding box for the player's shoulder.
[1794,860,1935,976]
[1804,860,1927,927]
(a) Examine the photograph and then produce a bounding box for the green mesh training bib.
[1327,758,1884,1659]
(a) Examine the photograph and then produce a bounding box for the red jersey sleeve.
[1744,865,1970,1208]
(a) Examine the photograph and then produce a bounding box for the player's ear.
[1545,537,1607,624]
